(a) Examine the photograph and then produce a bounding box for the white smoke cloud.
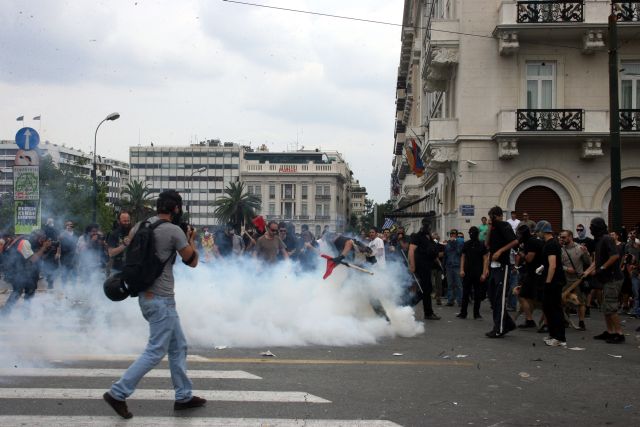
[0,254,424,367]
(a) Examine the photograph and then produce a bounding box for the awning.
[392,194,429,213]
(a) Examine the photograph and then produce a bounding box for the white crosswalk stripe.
[0,388,331,403]
[0,368,261,379]
[0,416,403,426]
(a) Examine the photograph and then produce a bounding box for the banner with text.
[15,200,40,235]
[13,166,39,200]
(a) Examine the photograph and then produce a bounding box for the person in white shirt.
[368,227,386,266]
[507,211,521,232]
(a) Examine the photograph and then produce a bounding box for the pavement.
[1,278,639,426]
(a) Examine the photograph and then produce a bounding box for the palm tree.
[121,179,154,222]
[212,181,261,229]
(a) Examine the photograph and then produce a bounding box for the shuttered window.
[608,186,640,231]
[515,186,563,232]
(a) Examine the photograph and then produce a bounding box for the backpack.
[122,219,174,297]
[3,237,37,285]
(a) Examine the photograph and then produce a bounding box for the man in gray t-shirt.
[104,190,205,419]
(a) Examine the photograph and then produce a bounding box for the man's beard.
[171,208,183,226]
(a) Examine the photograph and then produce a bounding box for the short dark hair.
[157,190,182,214]
[488,206,503,218]
[369,226,378,233]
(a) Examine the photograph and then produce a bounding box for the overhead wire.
[219,0,628,51]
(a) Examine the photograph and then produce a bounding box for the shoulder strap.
[149,219,169,230]
[563,246,578,271]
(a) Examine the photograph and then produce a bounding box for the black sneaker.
[445,302,455,307]
[605,334,626,344]
[103,392,133,419]
[456,313,467,319]
[578,321,586,331]
[474,314,482,320]
[485,330,504,338]
[518,320,536,329]
[594,331,611,340]
[174,396,207,410]
[425,313,441,320]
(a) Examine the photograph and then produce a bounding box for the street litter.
[518,372,531,378]
[624,404,633,410]
[393,353,403,356]
[568,347,586,351]
[260,350,276,357]
[456,354,469,358]
[215,346,228,350]
[441,355,451,359]
[607,354,622,358]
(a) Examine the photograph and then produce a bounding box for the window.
[301,185,308,199]
[268,203,276,215]
[301,204,308,215]
[621,62,640,109]
[282,202,294,219]
[269,185,276,200]
[526,62,555,109]
[282,183,294,199]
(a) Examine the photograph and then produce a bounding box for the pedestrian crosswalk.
[0,365,402,426]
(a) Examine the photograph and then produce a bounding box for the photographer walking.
[104,190,205,419]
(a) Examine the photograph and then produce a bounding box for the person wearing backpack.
[103,190,205,419]
[1,230,51,314]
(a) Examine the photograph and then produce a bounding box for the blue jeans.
[446,266,462,305]
[110,294,193,402]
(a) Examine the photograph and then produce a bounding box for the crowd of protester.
[1,207,639,347]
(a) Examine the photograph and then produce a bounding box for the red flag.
[251,215,266,233]
[321,254,338,280]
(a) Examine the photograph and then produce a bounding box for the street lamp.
[186,166,207,219]
[93,112,120,223]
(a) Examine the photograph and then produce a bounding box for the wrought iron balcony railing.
[315,194,331,200]
[612,1,640,22]
[620,109,640,131]
[516,109,584,131]
[516,1,584,23]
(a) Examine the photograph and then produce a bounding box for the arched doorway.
[515,186,563,231]
[608,186,640,231]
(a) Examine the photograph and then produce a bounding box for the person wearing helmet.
[103,190,205,419]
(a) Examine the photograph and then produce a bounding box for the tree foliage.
[211,181,261,229]
[121,179,155,223]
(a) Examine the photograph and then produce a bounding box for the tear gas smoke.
[0,250,424,367]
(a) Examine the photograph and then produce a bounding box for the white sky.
[0,0,404,202]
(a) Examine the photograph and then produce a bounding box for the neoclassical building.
[391,0,640,235]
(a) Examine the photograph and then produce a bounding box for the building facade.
[240,148,353,235]
[350,180,368,219]
[392,0,640,235]
[0,140,129,206]
[129,140,241,227]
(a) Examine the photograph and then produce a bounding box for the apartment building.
[350,180,368,218]
[392,0,640,234]
[0,140,129,205]
[129,140,241,227]
[241,148,352,235]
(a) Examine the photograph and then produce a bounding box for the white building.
[392,0,640,235]
[350,180,368,218]
[129,140,241,227]
[0,140,129,206]
[240,148,353,235]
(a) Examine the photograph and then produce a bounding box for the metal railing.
[620,109,640,131]
[315,194,331,200]
[516,1,584,23]
[516,109,584,131]
[315,215,331,220]
[612,1,640,22]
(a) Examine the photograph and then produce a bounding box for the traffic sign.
[15,127,40,151]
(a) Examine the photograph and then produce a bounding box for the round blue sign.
[15,127,40,151]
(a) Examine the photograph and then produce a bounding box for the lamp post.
[186,166,207,221]
[93,112,120,223]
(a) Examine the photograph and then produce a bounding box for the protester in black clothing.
[298,229,319,271]
[408,218,441,320]
[279,222,298,260]
[107,211,132,274]
[515,224,544,329]
[485,206,519,337]
[458,226,489,319]
[535,220,567,346]
[589,217,625,344]
[575,224,595,254]
[59,221,78,285]
[41,218,60,289]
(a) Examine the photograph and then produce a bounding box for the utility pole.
[609,9,623,232]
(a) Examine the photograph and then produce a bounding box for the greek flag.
[382,218,396,230]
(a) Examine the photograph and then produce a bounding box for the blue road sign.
[15,127,40,151]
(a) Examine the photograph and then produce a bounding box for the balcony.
[516,109,584,131]
[620,109,640,131]
[613,1,640,21]
[296,215,310,220]
[315,194,331,200]
[315,215,331,221]
[495,1,611,55]
[516,1,584,23]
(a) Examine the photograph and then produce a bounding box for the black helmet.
[103,274,129,301]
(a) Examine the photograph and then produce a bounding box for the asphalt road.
[1,280,639,426]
